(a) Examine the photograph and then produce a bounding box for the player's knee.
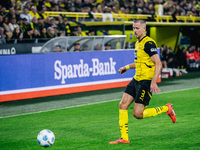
[133,111,143,119]
[119,100,128,109]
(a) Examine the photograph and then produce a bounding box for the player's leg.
[109,79,136,144]
[133,80,176,123]
[119,93,134,140]
[133,80,152,119]
[119,92,134,109]
[109,93,134,144]
[135,103,176,123]
[143,105,168,118]
[133,103,145,119]
[133,103,168,119]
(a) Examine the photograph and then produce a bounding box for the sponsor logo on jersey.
[150,48,157,52]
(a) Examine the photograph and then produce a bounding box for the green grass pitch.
[0,87,200,150]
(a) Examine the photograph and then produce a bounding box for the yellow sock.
[143,106,168,118]
[119,109,128,141]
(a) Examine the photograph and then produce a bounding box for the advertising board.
[0,50,135,102]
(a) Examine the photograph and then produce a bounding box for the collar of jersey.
[138,35,147,42]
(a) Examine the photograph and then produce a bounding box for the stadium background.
[1,0,200,101]
[0,0,200,149]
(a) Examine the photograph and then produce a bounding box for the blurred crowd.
[0,0,200,44]
[160,44,200,71]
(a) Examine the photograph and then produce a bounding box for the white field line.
[0,87,199,119]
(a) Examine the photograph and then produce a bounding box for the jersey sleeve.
[144,41,157,57]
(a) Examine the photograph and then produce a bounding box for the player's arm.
[118,63,135,75]
[144,41,162,94]
[150,54,162,94]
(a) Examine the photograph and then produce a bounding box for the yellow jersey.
[134,36,158,81]
[29,11,40,19]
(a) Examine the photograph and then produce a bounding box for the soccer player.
[109,19,176,144]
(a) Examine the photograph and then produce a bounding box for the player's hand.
[150,82,160,94]
[118,67,127,75]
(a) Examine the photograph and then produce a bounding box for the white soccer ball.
[37,129,55,147]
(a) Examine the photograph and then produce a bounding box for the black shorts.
[124,78,152,106]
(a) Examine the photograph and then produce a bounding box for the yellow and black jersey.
[134,36,158,81]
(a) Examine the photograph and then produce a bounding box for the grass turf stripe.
[1,86,199,119]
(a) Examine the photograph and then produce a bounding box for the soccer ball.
[37,129,55,147]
